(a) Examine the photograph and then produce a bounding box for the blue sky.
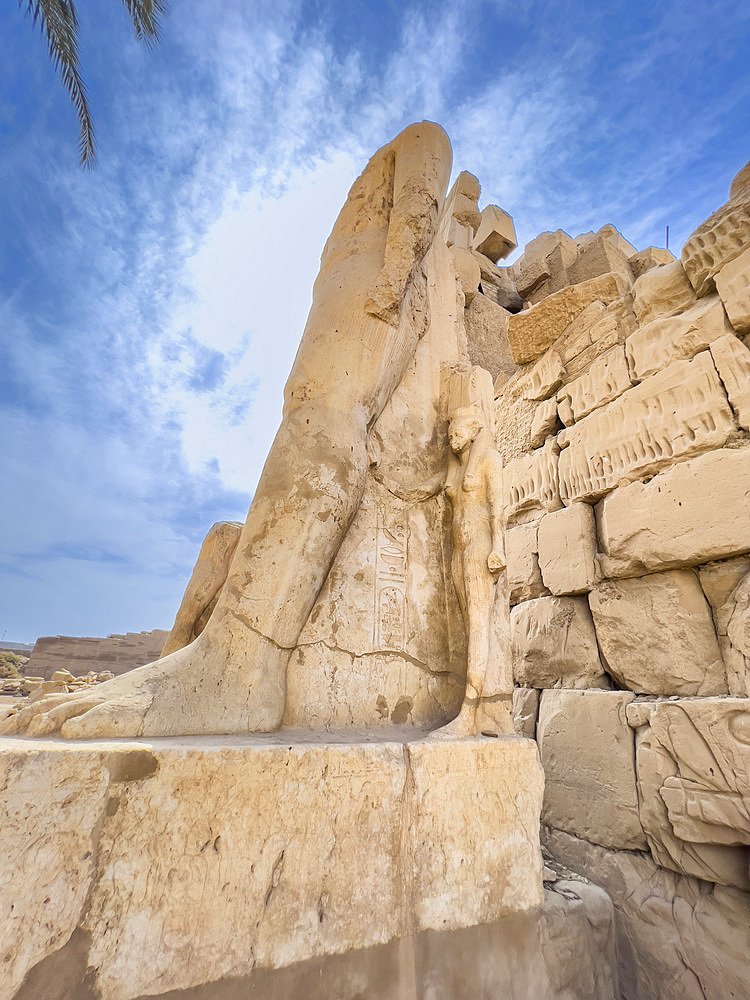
[1,0,749,643]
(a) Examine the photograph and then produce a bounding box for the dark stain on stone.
[390,696,412,725]
[107,750,159,784]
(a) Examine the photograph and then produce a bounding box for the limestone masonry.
[1,123,749,999]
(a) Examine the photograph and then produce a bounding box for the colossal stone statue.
[2,121,453,738]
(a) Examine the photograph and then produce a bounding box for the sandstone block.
[588,570,727,695]
[632,259,696,325]
[701,559,750,697]
[511,596,606,688]
[508,273,630,364]
[543,826,750,1000]
[715,244,750,334]
[523,350,565,401]
[628,246,676,279]
[463,290,516,381]
[450,245,481,305]
[710,332,750,429]
[512,686,539,738]
[471,251,523,312]
[537,689,646,850]
[537,503,598,595]
[558,352,735,503]
[529,397,560,448]
[629,698,750,889]
[0,734,544,1000]
[503,437,562,525]
[505,523,549,604]
[567,232,634,290]
[515,255,551,298]
[596,447,750,577]
[471,204,517,262]
[557,345,631,422]
[626,294,733,380]
[682,167,750,296]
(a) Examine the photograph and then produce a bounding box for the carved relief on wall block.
[627,698,750,889]
[503,437,563,524]
[557,351,735,503]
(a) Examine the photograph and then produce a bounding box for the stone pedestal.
[1,731,544,1000]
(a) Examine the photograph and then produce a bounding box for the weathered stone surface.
[524,350,565,401]
[628,246,676,280]
[471,251,523,312]
[537,503,598,595]
[503,437,562,525]
[596,447,750,577]
[511,597,606,689]
[557,345,631,422]
[567,231,634,290]
[529,397,560,448]
[161,520,243,657]
[508,273,630,364]
[537,690,646,850]
[513,686,539,738]
[449,244,481,305]
[463,289,517,380]
[543,826,750,1000]
[682,159,750,296]
[589,571,727,696]
[516,254,551,298]
[715,244,750,334]
[0,733,544,1000]
[471,204,517,262]
[628,698,750,889]
[558,352,735,503]
[700,557,750,696]
[710,332,750,429]
[505,522,549,604]
[625,295,733,380]
[632,259,696,325]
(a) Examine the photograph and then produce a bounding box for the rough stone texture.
[710,332,750,430]
[627,698,750,889]
[0,732,544,1000]
[628,246,676,280]
[523,350,565,401]
[682,160,750,296]
[632,259,697,325]
[493,368,539,465]
[715,244,750,334]
[513,686,539,739]
[700,556,750,696]
[596,447,750,577]
[472,251,524,313]
[507,273,630,364]
[588,571,727,696]
[471,204,517,262]
[625,295,733,381]
[503,438,562,525]
[529,397,560,448]
[25,631,170,681]
[505,523,549,605]
[567,231,634,290]
[463,289,517,380]
[557,351,735,503]
[556,345,631,423]
[449,244,481,305]
[537,690,646,850]
[511,597,607,689]
[537,503,598,595]
[543,825,750,1000]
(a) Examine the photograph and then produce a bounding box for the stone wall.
[25,630,169,680]
[498,163,750,1000]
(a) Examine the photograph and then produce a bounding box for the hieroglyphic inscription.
[373,510,407,649]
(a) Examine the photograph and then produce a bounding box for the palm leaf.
[120,0,167,46]
[21,0,95,166]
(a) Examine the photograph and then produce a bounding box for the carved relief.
[503,437,562,524]
[558,351,735,503]
[556,345,631,423]
[373,515,408,649]
[682,198,750,296]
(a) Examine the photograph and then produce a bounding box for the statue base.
[1,729,544,1000]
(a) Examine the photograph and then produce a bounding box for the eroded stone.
[511,596,606,689]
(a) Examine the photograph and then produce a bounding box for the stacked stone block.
[496,161,750,1000]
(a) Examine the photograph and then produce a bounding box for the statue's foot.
[428,707,479,740]
[0,626,287,739]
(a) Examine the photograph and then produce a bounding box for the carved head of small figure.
[448,405,484,456]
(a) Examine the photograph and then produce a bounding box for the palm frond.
[120,0,167,47]
[21,0,95,166]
